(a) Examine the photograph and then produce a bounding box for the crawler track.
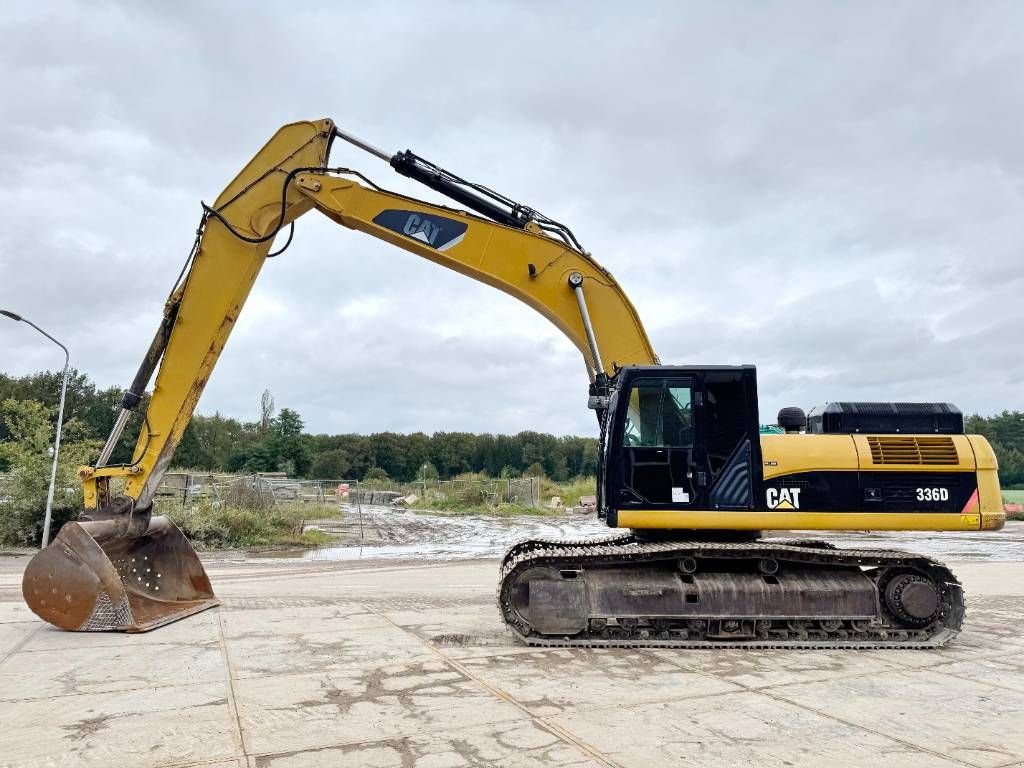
[497,537,964,649]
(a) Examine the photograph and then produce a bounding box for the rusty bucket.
[22,516,218,632]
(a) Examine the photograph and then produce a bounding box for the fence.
[155,472,540,511]
[156,472,359,509]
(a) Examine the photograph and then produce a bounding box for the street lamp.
[1,309,70,547]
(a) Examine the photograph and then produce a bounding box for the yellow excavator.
[23,119,1004,648]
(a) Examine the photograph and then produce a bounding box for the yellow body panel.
[968,435,1006,529]
[761,433,981,478]
[760,434,861,479]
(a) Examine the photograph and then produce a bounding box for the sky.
[0,2,1021,438]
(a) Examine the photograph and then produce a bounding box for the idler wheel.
[508,565,588,636]
[884,573,939,627]
[678,557,698,574]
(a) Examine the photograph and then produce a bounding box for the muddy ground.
[247,504,1024,563]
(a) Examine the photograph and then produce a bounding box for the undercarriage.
[498,534,964,649]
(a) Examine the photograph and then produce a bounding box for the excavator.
[22,118,1004,648]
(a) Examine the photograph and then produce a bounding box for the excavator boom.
[93,119,656,514]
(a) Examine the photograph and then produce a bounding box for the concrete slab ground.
[1,555,1023,768]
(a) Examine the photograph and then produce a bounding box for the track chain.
[498,531,635,572]
[497,536,964,650]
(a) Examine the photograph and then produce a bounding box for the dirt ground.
[1,519,1022,767]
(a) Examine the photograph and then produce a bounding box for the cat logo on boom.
[402,213,440,245]
[766,487,802,510]
[372,209,468,252]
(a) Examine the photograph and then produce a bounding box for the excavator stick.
[22,517,217,632]
[19,119,337,633]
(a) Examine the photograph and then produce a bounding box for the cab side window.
[622,382,693,447]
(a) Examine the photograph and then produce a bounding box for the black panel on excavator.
[806,402,964,435]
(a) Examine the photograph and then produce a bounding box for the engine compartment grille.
[867,436,959,465]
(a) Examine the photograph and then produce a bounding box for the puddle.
[250,506,1024,563]
[795,525,1024,562]
[252,505,608,562]
[255,541,508,562]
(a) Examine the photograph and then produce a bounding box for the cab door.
[613,376,701,509]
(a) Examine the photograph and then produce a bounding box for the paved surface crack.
[0,623,42,668]
[650,648,988,768]
[372,607,623,768]
[216,611,248,762]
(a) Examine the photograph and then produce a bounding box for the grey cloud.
[1,1,1021,439]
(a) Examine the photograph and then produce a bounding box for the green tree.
[0,369,94,435]
[0,399,100,546]
[268,408,311,476]
[174,421,213,469]
[472,433,498,476]
[274,408,304,439]
[430,431,476,477]
[364,466,389,481]
[370,432,408,480]
[230,443,278,473]
[990,441,1024,487]
[523,461,546,478]
[548,450,569,481]
[417,461,439,481]
[310,448,351,479]
[190,412,254,470]
[333,435,374,479]
[967,411,1024,486]
[404,433,431,471]
[579,439,600,476]
[494,434,522,474]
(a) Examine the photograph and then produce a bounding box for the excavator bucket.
[22,516,218,632]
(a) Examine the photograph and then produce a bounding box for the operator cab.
[601,365,763,525]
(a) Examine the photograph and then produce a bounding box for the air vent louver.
[867,436,959,465]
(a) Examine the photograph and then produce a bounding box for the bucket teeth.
[22,517,218,632]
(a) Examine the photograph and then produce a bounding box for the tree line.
[0,370,599,481]
[965,412,1024,488]
[175,406,599,481]
[1,369,1022,486]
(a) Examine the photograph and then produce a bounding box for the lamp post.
[1,310,70,547]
